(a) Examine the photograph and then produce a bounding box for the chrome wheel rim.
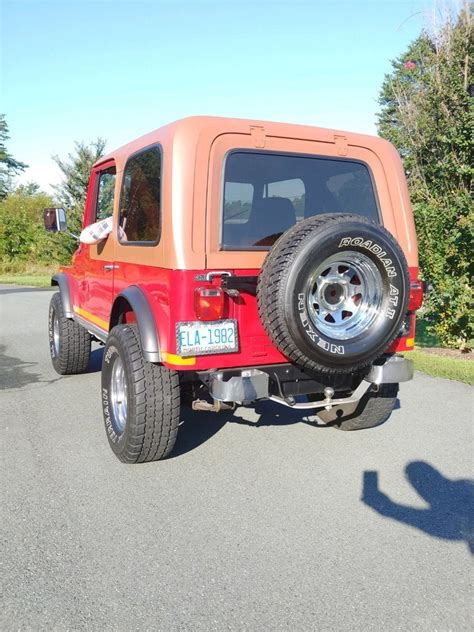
[306,251,383,340]
[110,356,128,433]
[53,313,60,356]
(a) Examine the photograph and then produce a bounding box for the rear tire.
[48,292,91,375]
[335,383,399,431]
[101,325,180,463]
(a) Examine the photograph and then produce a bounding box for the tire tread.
[336,383,399,430]
[102,325,180,463]
[49,293,91,375]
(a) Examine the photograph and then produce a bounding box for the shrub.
[377,4,473,349]
[0,189,73,266]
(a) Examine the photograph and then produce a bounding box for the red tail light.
[194,287,225,321]
[408,279,424,311]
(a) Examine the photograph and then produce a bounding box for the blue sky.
[2,0,435,192]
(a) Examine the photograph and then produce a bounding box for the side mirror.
[43,207,67,233]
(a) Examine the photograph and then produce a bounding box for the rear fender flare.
[109,286,161,363]
[51,273,73,318]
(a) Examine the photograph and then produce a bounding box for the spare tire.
[257,213,410,374]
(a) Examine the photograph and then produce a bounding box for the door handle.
[103,264,119,272]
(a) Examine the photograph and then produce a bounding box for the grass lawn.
[410,348,473,386]
[0,273,53,287]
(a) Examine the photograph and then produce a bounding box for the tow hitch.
[192,399,234,413]
[197,355,413,421]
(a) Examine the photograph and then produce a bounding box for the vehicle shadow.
[0,345,43,390]
[171,406,229,458]
[362,461,474,554]
[171,395,404,457]
[230,397,401,427]
[171,399,333,458]
[231,398,327,427]
[87,347,104,373]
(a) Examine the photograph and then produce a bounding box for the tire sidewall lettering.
[104,345,116,365]
[338,236,398,278]
[101,343,126,447]
[297,293,345,355]
[102,386,119,444]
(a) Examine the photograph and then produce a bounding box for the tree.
[377,2,473,349]
[53,138,106,233]
[16,181,40,196]
[0,185,71,268]
[0,114,27,200]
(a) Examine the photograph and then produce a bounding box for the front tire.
[101,325,180,463]
[48,293,91,375]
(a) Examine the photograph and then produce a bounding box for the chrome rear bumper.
[207,355,413,411]
[366,355,413,384]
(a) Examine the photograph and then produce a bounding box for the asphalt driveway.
[1,285,473,631]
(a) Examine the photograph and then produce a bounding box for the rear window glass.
[221,151,379,250]
[224,182,254,224]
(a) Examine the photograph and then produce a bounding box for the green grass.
[0,273,52,287]
[0,263,58,287]
[410,349,474,385]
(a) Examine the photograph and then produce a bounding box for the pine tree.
[0,115,27,199]
[53,138,107,233]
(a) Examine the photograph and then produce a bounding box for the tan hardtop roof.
[94,115,390,169]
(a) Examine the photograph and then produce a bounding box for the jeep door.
[75,160,117,331]
[112,145,166,310]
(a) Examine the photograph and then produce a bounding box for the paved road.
[1,286,473,631]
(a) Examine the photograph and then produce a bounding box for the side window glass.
[266,178,305,220]
[95,166,116,221]
[223,182,254,224]
[119,146,162,243]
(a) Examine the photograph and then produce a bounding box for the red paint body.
[60,116,420,371]
[65,260,418,370]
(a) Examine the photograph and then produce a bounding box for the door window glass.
[95,166,116,221]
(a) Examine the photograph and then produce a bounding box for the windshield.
[221,151,380,250]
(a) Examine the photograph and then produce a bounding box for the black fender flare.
[51,273,73,318]
[109,286,161,363]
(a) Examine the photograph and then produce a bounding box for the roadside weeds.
[410,348,473,386]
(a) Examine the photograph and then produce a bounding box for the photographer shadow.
[362,461,474,554]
